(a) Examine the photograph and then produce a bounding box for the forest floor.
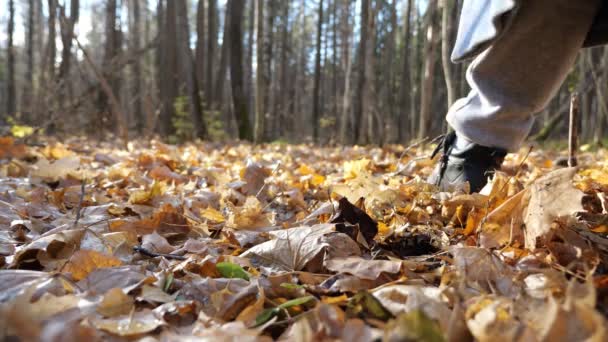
[1,136,608,341]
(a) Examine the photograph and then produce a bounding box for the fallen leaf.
[524,168,584,250]
[97,288,134,317]
[63,250,122,281]
[240,224,361,272]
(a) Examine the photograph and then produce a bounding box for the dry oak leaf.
[523,167,584,250]
[63,249,122,281]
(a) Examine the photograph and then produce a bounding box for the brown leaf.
[63,249,122,281]
[324,256,401,280]
[97,288,134,317]
[523,168,584,250]
[330,197,378,244]
[240,224,361,272]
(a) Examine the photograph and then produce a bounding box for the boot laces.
[430,131,457,186]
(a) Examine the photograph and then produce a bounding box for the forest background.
[1,0,607,145]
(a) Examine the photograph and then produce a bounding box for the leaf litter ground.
[1,137,608,341]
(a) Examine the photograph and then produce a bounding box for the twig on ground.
[133,245,186,260]
[73,179,86,227]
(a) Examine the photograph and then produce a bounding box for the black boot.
[428,132,507,193]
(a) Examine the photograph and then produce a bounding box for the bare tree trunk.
[276,1,290,137]
[354,0,370,144]
[206,0,217,106]
[99,0,119,132]
[58,0,79,109]
[177,0,207,139]
[338,0,352,144]
[245,1,255,118]
[441,0,456,109]
[195,0,206,101]
[400,0,413,141]
[264,0,276,139]
[23,0,35,123]
[158,0,177,136]
[214,7,230,111]
[312,0,324,141]
[228,0,252,140]
[6,0,16,121]
[365,2,378,144]
[418,0,438,139]
[384,0,398,143]
[130,0,144,133]
[254,0,266,143]
[293,0,307,140]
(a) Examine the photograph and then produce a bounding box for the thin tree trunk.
[338,0,352,144]
[58,0,79,109]
[418,0,438,139]
[246,1,255,119]
[214,6,230,111]
[130,0,144,133]
[365,2,377,144]
[354,0,370,144]
[441,0,456,109]
[158,0,177,136]
[276,1,290,137]
[384,0,398,143]
[23,0,35,123]
[177,0,207,139]
[312,0,324,141]
[206,0,217,106]
[264,0,276,139]
[293,0,307,140]
[228,0,252,140]
[195,0,206,100]
[254,0,266,142]
[400,0,412,142]
[6,0,16,120]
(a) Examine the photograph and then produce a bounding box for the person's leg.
[430,0,601,193]
[447,0,601,152]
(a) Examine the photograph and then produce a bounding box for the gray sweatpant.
[447,0,602,151]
